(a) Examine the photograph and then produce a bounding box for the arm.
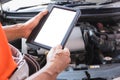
[3,10,48,41]
[3,9,71,80]
[3,24,24,41]
[26,45,71,80]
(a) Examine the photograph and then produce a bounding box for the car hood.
[2,0,51,12]
[2,0,120,12]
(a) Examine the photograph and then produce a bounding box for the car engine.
[1,0,120,80]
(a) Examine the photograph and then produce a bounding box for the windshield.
[1,0,52,11]
[1,0,120,12]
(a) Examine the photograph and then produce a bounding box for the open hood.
[1,0,120,12]
[2,0,51,12]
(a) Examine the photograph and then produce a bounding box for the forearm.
[26,45,70,80]
[25,63,58,80]
[3,23,25,41]
[3,10,48,42]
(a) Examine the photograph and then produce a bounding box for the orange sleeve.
[0,23,17,80]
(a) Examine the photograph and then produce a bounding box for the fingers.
[36,9,48,21]
[48,45,70,57]
[24,9,48,26]
[49,45,62,54]
[63,47,70,56]
[55,44,62,49]
[23,9,48,38]
[47,45,71,72]
[50,45,70,56]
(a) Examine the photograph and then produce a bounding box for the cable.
[89,31,116,52]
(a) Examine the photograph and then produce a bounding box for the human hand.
[25,45,70,80]
[22,10,48,39]
[45,45,71,75]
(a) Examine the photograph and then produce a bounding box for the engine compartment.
[1,0,120,79]
[76,21,120,65]
[56,22,120,80]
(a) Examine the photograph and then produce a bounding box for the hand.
[45,45,71,74]
[25,45,71,80]
[22,10,48,39]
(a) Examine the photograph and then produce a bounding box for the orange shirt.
[0,23,17,80]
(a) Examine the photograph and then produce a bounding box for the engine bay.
[1,0,120,80]
[56,21,120,80]
[32,13,120,80]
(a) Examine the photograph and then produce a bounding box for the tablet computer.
[26,5,81,50]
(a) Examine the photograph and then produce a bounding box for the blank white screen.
[35,7,76,47]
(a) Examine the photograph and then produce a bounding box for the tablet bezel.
[26,5,81,50]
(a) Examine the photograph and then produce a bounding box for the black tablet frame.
[26,5,81,50]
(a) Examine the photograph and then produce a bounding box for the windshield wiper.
[55,1,96,7]
[100,0,120,5]
[16,3,48,11]
[64,2,96,7]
